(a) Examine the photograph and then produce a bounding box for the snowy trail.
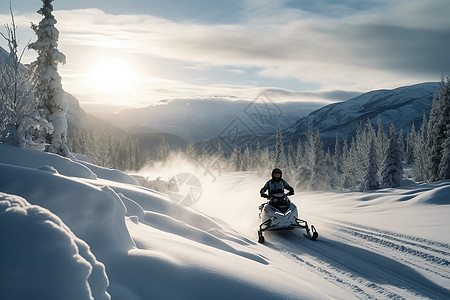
[186,171,450,300]
[262,219,450,299]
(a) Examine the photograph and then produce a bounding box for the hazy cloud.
[1,0,447,112]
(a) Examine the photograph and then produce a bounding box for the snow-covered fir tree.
[333,134,344,181]
[230,147,240,170]
[439,133,450,180]
[216,141,224,160]
[295,138,304,166]
[398,126,405,162]
[413,113,429,181]
[437,78,450,180]
[376,118,388,173]
[381,124,403,188]
[307,129,330,190]
[241,145,251,171]
[426,78,450,181]
[274,126,287,169]
[258,146,271,174]
[0,6,51,149]
[157,137,170,161]
[252,140,261,170]
[287,143,296,169]
[186,143,197,159]
[363,139,380,191]
[405,123,416,164]
[29,0,69,156]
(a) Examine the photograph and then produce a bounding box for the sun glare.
[90,57,135,93]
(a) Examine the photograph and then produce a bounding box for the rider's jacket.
[260,179,294,196]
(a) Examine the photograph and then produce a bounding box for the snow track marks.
[267,221,450,299]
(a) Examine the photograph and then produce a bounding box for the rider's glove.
[260,193,268,198]
[288,190,295,196]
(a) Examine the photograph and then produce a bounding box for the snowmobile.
[257,193,318,243]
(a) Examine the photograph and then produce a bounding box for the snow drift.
[0,192,110,300]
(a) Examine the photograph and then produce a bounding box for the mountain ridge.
[285,82,439,147]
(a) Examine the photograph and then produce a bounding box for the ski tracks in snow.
[266,220,450,299]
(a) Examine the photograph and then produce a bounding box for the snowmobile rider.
[260,168,294,207]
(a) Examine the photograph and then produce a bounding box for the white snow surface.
[1,145,449,299]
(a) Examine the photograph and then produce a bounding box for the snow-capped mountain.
[108,96,324,143]
[287,82,440,146]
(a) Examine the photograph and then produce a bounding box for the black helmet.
[271,168,282,181]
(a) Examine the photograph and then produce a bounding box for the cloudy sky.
[1,0,449,115]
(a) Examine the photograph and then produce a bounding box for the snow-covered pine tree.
[274,126,287,169]
[381,123,403,188]
[295,138,304,166]
[29,0,69,156]
[398,126,405,162]
[230,147,240,170]
[0,5,51,149]
[258,145,271,174]
[354,119,376,185]
[158,137,170,161]
[363,138,380,191]
[252,139,261,170]
[405,123,416,164]
[186,143,197,159]
[308,129,330,190]
[287,143,296,169]
[241,145,251,171]
[426,77,450,181]
[333,134,343,176]
[216,141,224,160]
[413,112,429,181]
[376,117,389,174]
[438,78,450,180]
[439,133,450,180]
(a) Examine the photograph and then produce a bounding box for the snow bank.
[0,144,138,185]
[0,192,110,300]
[0,163,135,253]
[0,143,96,179]
[411,181,450,205]
[76,160,138,185]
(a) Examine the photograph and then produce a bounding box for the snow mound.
[0,143,96,179]
[0,144,138,185]
[0,192,110,300]
[77,160,138,185]
[412,183,450,205]
[0,163,136,252]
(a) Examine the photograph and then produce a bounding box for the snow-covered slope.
[65,92,106,138]
[1,145,449,299]
[108,97,323,142]
[288,82,440,145]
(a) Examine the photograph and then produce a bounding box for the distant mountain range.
[285,82,440,147]
[107,96,324,143]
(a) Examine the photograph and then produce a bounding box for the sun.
[90,57,135,93]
